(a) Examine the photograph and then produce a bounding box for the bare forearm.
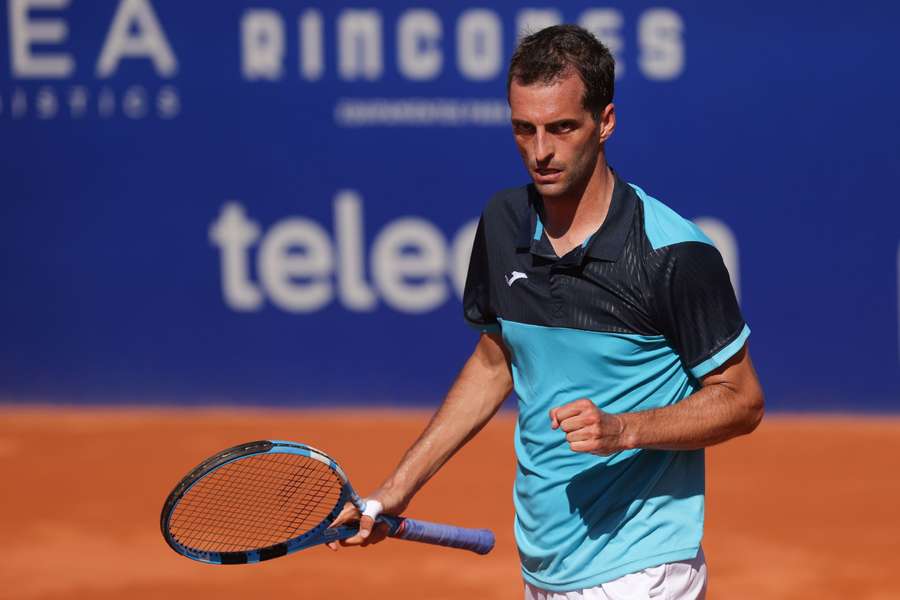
[620,380,764,451]
[381,335,512,501]
[553,347,764,456]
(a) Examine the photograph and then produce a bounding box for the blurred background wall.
[1,0,898,410]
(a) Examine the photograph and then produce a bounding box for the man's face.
[509,72,613,200]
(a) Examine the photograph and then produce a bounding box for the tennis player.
[330,24,764,599]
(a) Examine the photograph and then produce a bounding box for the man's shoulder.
[483,183,532,221]
[625,181,730,293]
[627,182,713,251]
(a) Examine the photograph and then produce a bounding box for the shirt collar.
[515,171,636,263]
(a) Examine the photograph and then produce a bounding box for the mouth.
[533,168,563,184]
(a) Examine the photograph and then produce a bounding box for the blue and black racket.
[160,440,495,564]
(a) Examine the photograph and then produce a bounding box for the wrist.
[378,475,416,506]
[616,412,639,450]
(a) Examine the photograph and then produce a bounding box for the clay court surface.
[1,407,898,600]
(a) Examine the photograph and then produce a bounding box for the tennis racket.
[160,440,495,564]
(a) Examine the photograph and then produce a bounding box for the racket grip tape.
[389,517,495,555]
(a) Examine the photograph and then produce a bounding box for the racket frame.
[161,440,361,565]
[161,439,494,564]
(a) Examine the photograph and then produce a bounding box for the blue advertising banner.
[2,0,898,410]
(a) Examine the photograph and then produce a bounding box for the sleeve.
[462,215,500,333]
[652,242,750,379]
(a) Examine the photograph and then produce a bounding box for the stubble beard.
[534,163,591,205]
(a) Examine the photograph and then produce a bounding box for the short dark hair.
[507,24,615,120]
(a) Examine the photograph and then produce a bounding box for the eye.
[548,121,577,134]
[512,121,535,135]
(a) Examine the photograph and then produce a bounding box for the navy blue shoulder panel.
[462,185,531,332]
[646,240,747,376]
[627,183,748,374]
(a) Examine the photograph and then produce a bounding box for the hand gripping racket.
[160,440,495,564]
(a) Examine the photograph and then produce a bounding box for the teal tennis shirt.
[463,174,749,591]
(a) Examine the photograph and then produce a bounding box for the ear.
[598,103,616,144]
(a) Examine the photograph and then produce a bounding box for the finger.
[328,501,361,529]
[340,515,376,545]
[360,521,390,547]
[551,402,586,427]
[549,407,560,429]
[569,439,616,455]
[327,541,339,551]
[355,498,383,540]
[565,428,593,443]
[362,499,383,521]
[358,514,376,539]
[550,405,582,428]
[560,415,589,433]
[568,440,597,453]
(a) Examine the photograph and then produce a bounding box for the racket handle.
[384,516,495,555]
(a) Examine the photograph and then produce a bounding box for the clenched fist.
[550,398,628,455]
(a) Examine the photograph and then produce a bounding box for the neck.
[541,154,614,244]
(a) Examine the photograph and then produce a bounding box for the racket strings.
[187,459,338,551]
[175,463,333,530]
[169,453,344,552]
[172,456,339,552]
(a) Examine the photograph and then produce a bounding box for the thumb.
[357,515,375,539]
[358,498,383,539]
[549,407,560,430]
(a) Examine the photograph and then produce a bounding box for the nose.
[533,129,554,166]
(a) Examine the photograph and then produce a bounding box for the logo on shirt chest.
[505,271,528,287]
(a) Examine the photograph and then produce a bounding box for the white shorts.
[524,547,707,600]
